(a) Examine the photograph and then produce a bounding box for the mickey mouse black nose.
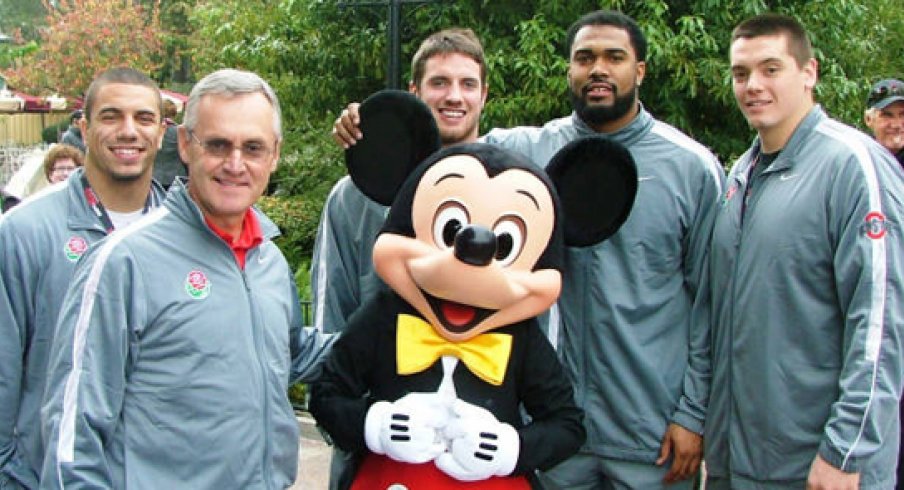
[454,225,496,266]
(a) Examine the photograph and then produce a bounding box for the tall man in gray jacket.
[333,11,723,488]
[0,67,166,490]
[707,14,904,490]
[40,69,333,489]
[482,11,723,489]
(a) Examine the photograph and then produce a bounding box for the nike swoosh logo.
[780,173,798,181]
[638,176,656,182]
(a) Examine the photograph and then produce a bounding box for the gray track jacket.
[706,106,904,488]
[40,182,332,489]
[484,108,724,463]
[0,170,163,490]
[310,176,387,334]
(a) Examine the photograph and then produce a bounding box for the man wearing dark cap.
[59,109,86,153]
[864,78,904,166]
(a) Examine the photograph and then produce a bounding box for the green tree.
[1,0,164,97]
[188,0,903,272]
[0,0,47,41]
[154,0,197,87]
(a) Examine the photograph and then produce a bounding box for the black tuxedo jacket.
[310,288,586,482]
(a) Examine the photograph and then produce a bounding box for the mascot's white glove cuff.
[364,401,392,455]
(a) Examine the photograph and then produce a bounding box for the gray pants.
[541,451,698,490]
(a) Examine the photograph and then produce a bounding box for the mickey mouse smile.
[422,289,495,334]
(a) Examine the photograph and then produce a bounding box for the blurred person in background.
[864,78,904,167]
[59,110,85,153]
[42,144,84,185]
[153,98,188,189]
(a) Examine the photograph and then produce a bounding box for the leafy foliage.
[0,41,37,70]
[0,0,47,42]
[5,0,899,276]
[155,0,197,85]
[179,0,903,277]
[1,0,164,97]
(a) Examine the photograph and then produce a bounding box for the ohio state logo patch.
[63,236,88,262]
[185,270,211,300]
[865,211,887,240]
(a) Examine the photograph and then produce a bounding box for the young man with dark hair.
[319,27,489,490]
[480,10,723,489]
[317,28,488,337]
[707,13,904,489]
[0,67,166,489]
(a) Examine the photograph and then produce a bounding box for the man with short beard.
[0,67,166,489]
[483,10,724,489]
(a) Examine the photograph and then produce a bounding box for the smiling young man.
[316,28,488,338]
[316,28,488,490]
[706,14,904,490]
[480,10,723,489]
[0,67,165,490]
[39,69,333,490]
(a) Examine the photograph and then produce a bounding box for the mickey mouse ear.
[345,90,441,206]
[546,136,638,246]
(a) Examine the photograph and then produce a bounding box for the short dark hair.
[565,10,647,62]
[731,13,813,68]
[83,67,162,122]
[69,109,83,123]
[410,28,486,89]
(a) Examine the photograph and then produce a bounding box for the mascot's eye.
[433,203,469,249]
[493,217,525,267]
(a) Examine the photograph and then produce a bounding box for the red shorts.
[351,453,531,489]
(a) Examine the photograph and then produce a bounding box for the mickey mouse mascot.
[310,90,637,489]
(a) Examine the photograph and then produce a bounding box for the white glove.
[364,392,449,464]
[434,399,520,481]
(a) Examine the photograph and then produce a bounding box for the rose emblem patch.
[64,236,88,262]
[185,269,211,300]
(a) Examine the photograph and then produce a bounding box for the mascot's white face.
[373,155,562,343]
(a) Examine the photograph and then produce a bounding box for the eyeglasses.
[869,81,904,107]
[189,130,274,163]
[51,166,77,174]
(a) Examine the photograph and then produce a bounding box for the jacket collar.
[165,177,281,241]
[66,168,166,232]
[570,102,654,147]
[747,105,826,175]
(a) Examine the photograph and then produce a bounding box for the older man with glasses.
[40,68,334,490]
[864,78,904,167]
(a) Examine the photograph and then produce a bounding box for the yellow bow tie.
[396,314,512,386]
